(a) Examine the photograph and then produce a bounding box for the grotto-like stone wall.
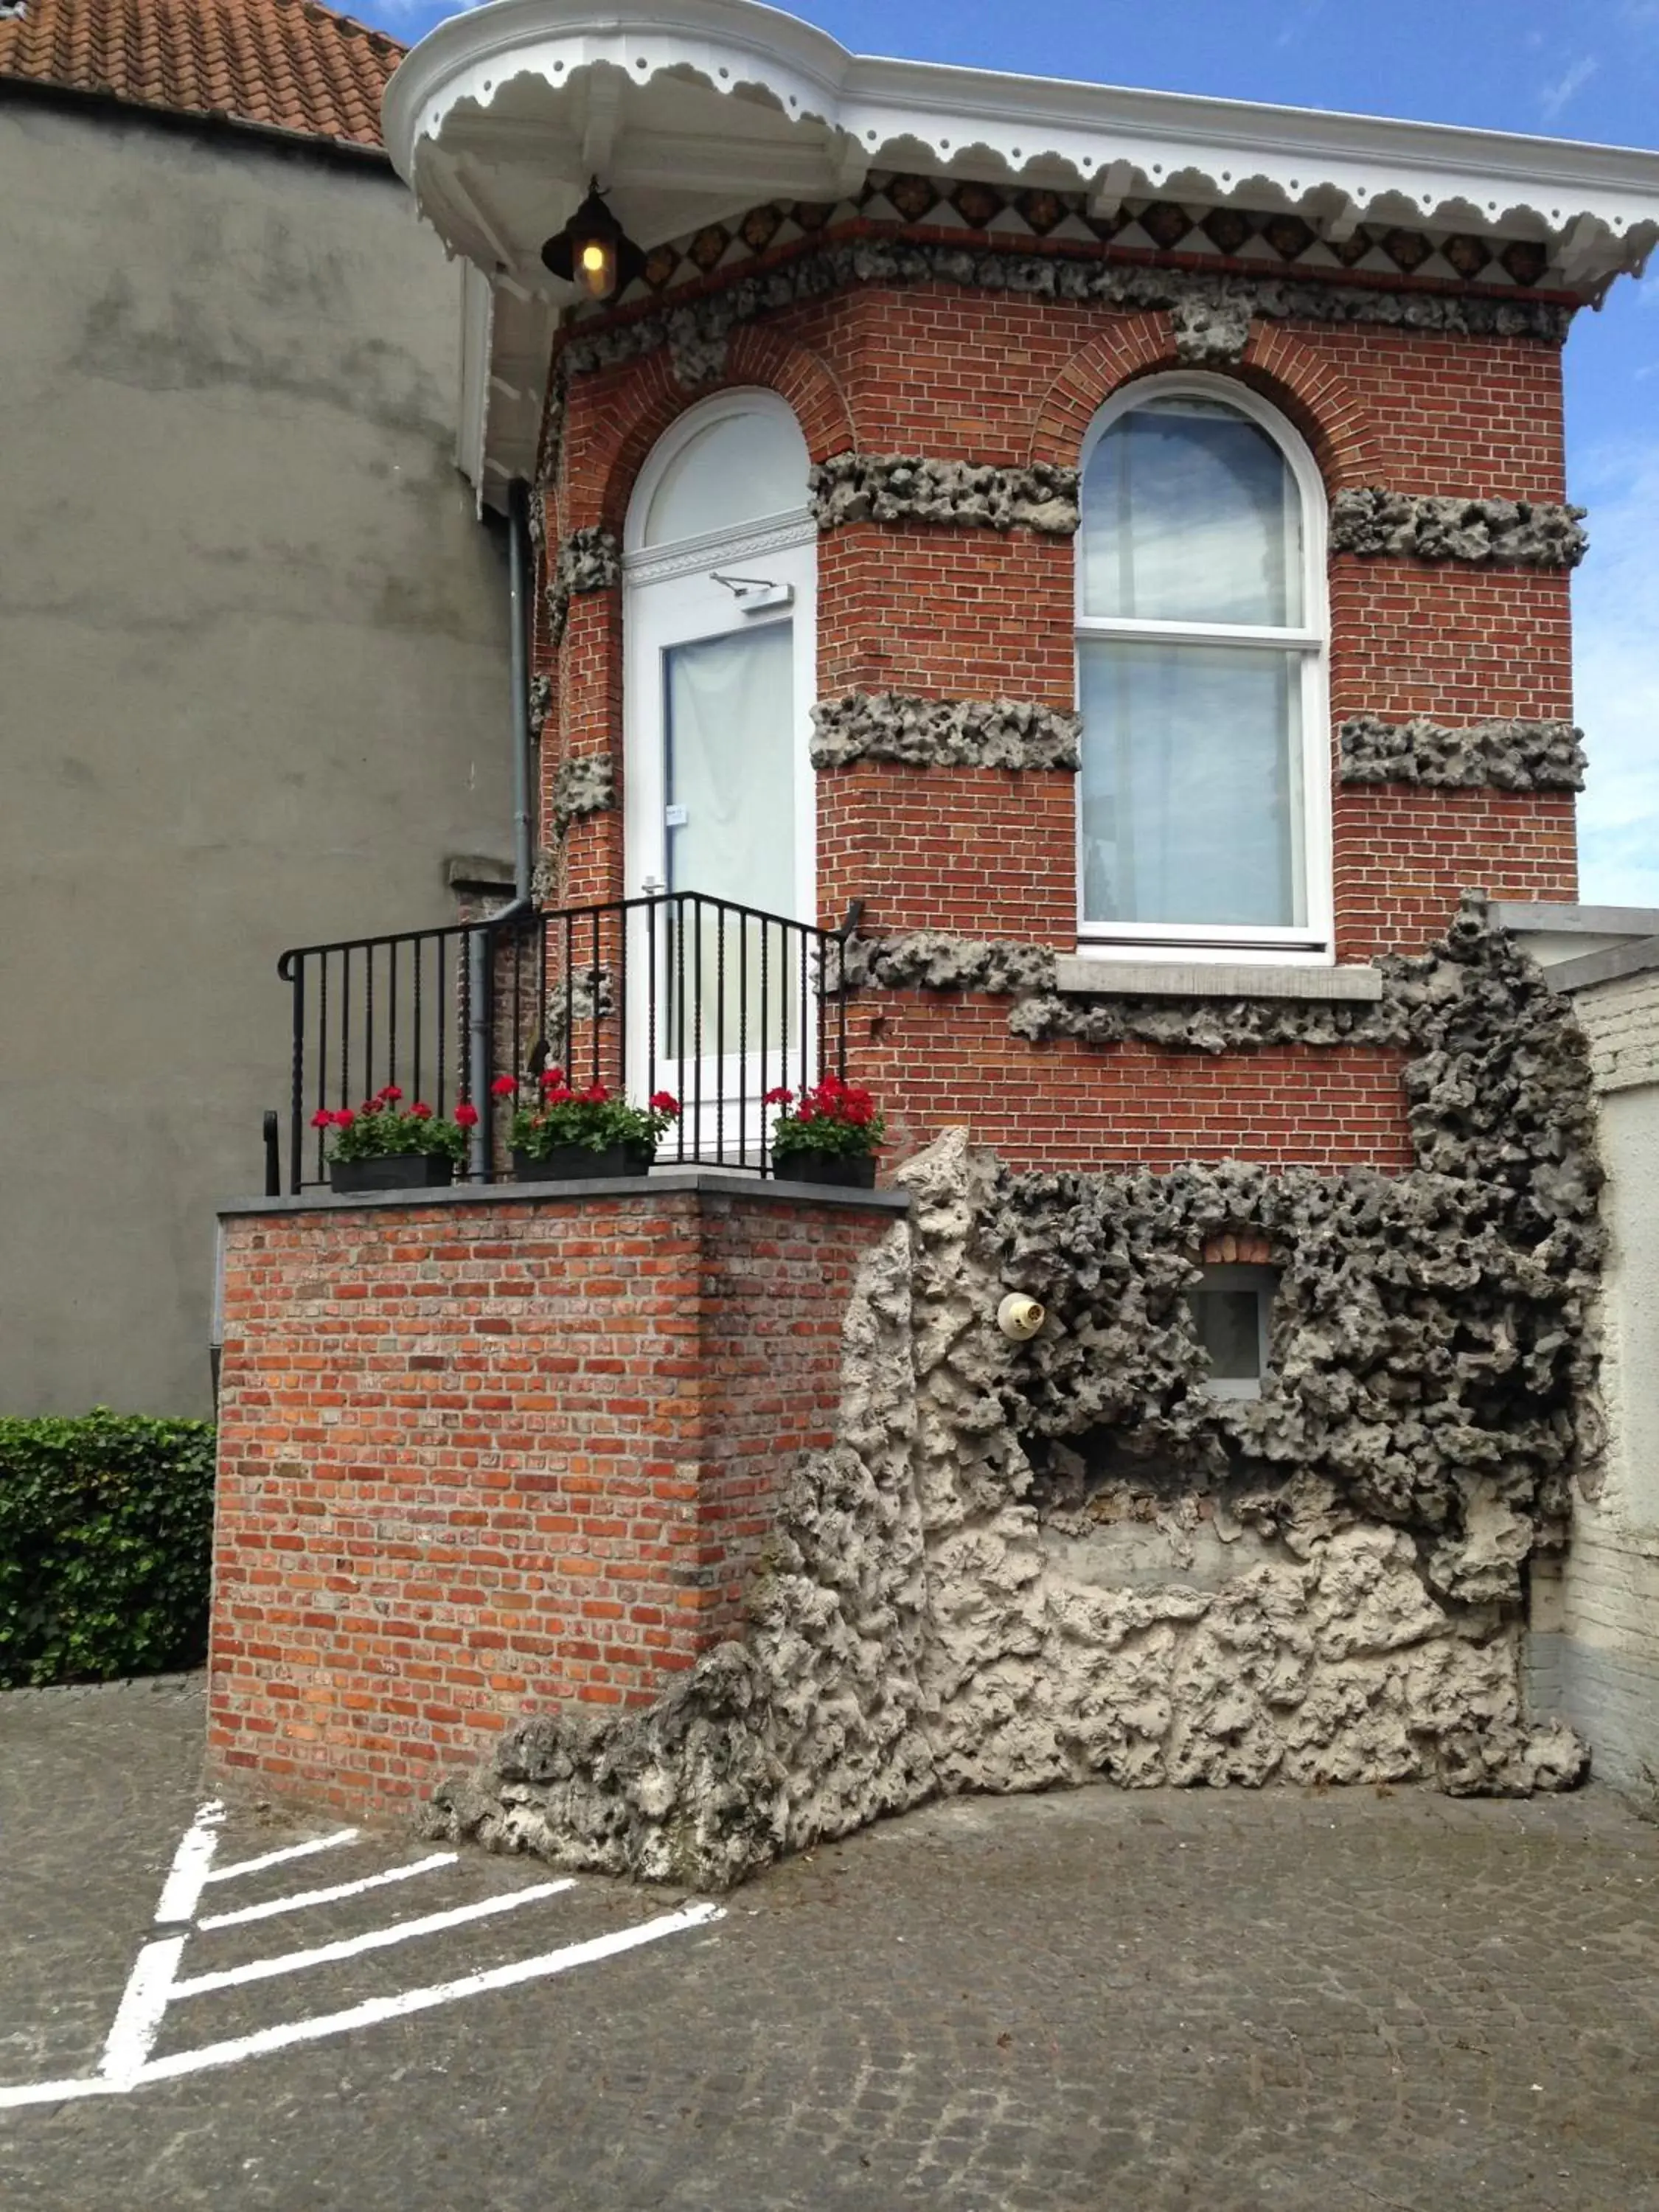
[1338,715,1587,791]
[426,902,1597,1888]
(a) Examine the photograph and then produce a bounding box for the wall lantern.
[540,181,645,303]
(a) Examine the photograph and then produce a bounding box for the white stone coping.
[1054,956,1383,1001]
[219,1167,910,1220]
[1543,936,1659,995]
[1495,901,1659,938]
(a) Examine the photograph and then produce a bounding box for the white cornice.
[384,0,1659,296]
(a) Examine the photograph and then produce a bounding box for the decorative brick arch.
[576,330,854,537]
[1028,313,1381,490]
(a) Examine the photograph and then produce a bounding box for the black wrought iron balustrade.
[274,892,853,1193]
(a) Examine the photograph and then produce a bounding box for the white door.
[622,393,817,1155]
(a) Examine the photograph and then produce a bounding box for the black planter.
[512,1142,655,1183]
[328,1152,454,1194]
[774,1152,878,1190]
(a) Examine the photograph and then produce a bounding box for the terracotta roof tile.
[0,0,404,152]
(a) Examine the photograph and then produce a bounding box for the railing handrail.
[275,888,856,1192]
[275,887,853,976]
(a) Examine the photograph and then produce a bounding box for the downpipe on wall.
[468,479,536,1178]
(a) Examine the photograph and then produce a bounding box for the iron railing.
[274,892,855,1192]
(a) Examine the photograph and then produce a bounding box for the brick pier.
[209,1172,904,1816]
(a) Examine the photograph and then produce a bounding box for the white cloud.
[1574,439,1659,906]
[1540,52,1601,119]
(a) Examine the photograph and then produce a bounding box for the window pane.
[664,622,797,1054]
[1080,399,1301,627]
[642,407,808,546]
[1079,639,1304,928]
[1190,1290,1264,1380]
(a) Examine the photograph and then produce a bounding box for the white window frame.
[1072,372,1332,967]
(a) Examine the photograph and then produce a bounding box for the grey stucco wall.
[1528,967,1659,1800]
[0,97,511,1414]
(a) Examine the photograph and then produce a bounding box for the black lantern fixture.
[540,180,645,303]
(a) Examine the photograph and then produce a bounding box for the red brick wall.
[534,249,1578,1178]
[209,1183,897,1815]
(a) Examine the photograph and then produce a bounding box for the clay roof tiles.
[0,0,404,153]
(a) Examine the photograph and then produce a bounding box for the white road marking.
[196,1852,458,1930]
[97,1934,186,2087]
[138,1902,726,2082]
[152,1801,225,1924]
[203,1830,361,1884]
[0,1801,725,2109]
[171,1879,578,1998]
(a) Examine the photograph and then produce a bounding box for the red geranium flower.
[648,1091,680,1116]
[335,1107,355,1128]
[310,1108,333,1129]
[409,1102,432,1120]
[582,1082,608,1104]
[763,1085,793,1105]
[490,1074,518,1097]
[453,1102,479,1128]
[379,1085,403,1102]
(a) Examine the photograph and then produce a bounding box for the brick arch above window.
[571,331,854,537]
[1029,315,1381,491]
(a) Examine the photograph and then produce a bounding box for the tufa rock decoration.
[544,526,622,646]
[809,454,1079,535]
[425,901,1595,1886]
[549,753,616,837]
[527,672,552,740]
[558,237,1572,392]
[810,691,1082,771]
[1330,490,1588,568]
[1338,714,1587,792]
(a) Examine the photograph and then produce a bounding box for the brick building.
[211,0,1659,1864]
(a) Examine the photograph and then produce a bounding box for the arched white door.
[623,390,816,916]
[621,392,818,1151]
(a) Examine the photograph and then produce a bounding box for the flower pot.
[328,1152,454,1194]
[773,1152,878,1190]
[512,1142,655,1183]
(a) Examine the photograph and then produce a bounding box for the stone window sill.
[1054,956,1382,1002]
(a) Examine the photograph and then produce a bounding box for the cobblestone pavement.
[1,1679,1656,2211]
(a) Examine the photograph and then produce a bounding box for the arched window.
[1075,375,1329,956]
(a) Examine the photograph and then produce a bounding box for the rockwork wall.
[428,902,1597,1885]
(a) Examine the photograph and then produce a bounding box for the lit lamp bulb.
[576,235,614,299]
[540,181,644,305]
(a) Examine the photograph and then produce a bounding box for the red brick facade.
[537,241,1579,1179]
[209,1183,899,1813]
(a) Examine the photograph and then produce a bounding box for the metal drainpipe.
[467,479,537,1176]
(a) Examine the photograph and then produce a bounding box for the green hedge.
[0,1413,216,1688]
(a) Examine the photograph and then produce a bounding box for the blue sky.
[372,0,1659,903]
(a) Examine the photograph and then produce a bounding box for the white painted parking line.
[171,1879,578,1998]
[196,1852,459,1930]
[0,1801,725,2110]
[203,1829,361,1884]
[137,1904,726,2084]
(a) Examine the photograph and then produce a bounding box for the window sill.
[1054,956,1382,1002]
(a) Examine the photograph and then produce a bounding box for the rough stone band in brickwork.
[550,753,615,835]
[808,454,1080,535]
[545,525,622,645]
[557,237,1572,394]
[1338,714,1587,791]
[840,930,1060,998]
[528,672,552,740]
[1329,490,1588,568]
[1168,288,1254,364]
[810,691,1082,771]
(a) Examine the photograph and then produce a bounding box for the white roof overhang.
[384,0,1659,507]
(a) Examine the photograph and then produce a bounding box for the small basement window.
[1188,1263,1277,1399]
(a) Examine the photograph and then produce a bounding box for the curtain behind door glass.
[1079,640,1303,928]
[664,622,796,1057]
